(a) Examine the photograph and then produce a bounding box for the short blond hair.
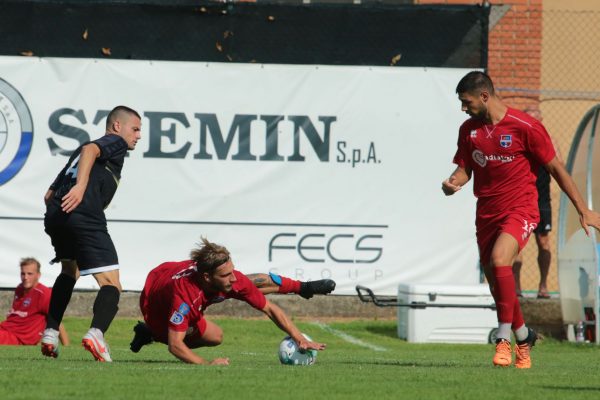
[20,257,41,273]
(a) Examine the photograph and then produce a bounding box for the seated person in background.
[0,258,69,346]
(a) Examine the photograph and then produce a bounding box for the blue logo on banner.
[500,134,512,148]
[0,78,34,185]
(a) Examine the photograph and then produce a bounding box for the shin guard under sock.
[270,273,301,294]
[46,273,77,330]
[493,266,517,324]
[90,285,120,333]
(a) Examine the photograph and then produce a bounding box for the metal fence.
[497,9,600,297]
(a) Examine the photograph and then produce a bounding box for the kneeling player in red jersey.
[129,238,333,364]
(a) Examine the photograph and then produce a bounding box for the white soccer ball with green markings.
[278,334,317,366]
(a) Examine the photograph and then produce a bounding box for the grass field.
[1,317,599,400]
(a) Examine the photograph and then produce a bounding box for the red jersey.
[140,260,267,343]
[0,283,51,345]
[453,107,556,219]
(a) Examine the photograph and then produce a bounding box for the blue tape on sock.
[269,272,283,286]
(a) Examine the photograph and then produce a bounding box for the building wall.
[416,0,600,296]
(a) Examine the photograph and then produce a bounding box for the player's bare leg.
[246,272,336,299]
[185,320,223,348]
[535,232,551,298]
[42,260,79,358]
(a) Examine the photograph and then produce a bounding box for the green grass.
[1,317,599,399]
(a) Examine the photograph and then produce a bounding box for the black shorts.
[534,207,552,234]
[44,205,119,275]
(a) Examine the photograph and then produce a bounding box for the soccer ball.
[278,334,317,366]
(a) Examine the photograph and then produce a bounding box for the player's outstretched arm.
[61,143,101,213]
[167,329,229,365]
[442,166,471,196]
[247,273,278,294]
[261,300,326,351]
[545,157,600,235]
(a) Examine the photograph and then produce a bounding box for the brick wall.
[416,0,543,110]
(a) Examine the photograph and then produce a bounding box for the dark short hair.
[190,238,231,274]
[456,71,495,95]
[106,105,141,129]
[20,257,41,273]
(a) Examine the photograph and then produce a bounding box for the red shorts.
[141,296,208,344]
[476,211,538,265]
[0,328,20,345]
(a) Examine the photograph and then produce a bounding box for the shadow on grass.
[335,360,460,368]
[365,324,398,339]
[540,386,600,392]
[117,358,182,364]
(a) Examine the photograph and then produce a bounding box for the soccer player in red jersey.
[0,258,69,346]
[442,71,600,368]
[130,238,327,365]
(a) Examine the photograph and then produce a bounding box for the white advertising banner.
[0,56,478,294]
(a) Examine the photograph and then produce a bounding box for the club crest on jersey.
[470,130,477,138]
[500,134,512,148]
[169,311,184,325]
[23,298,31,308]
[472,149,487,167]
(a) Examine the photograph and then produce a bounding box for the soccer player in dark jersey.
[442,71,600,369]
[129,238,327,365]
[41,106,141,362]
[0,258,69,346]
[512,107,561,299]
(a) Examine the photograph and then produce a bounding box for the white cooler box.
[397,283,497,344]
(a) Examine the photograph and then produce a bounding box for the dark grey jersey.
[49,134,128,217]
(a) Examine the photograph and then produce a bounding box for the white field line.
[312,321,387,352]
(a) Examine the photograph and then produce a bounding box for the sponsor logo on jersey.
[470,130,477,138]
[0,78,34,185]
[486,154,515,163]
[472,150,487,167]
[500,134,512,148]
[178,303,191,316]
[169,311,184,325]
[8,309,28,318]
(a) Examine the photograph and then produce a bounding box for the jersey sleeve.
[526,122,556,165]
[94,135,128,161]
[452,125,471,169]
[231,272,267,310]
[167,291,192,333]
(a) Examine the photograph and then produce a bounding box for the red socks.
[493,266,518,324]
[277,276,301,294]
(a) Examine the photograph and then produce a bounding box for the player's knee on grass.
[185,320,223,348]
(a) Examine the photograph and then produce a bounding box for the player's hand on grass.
[299,338,326,352]
[579,209,600,236]
[61,184,86,213]
[442,179,461,196]
[209,358,230,366]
